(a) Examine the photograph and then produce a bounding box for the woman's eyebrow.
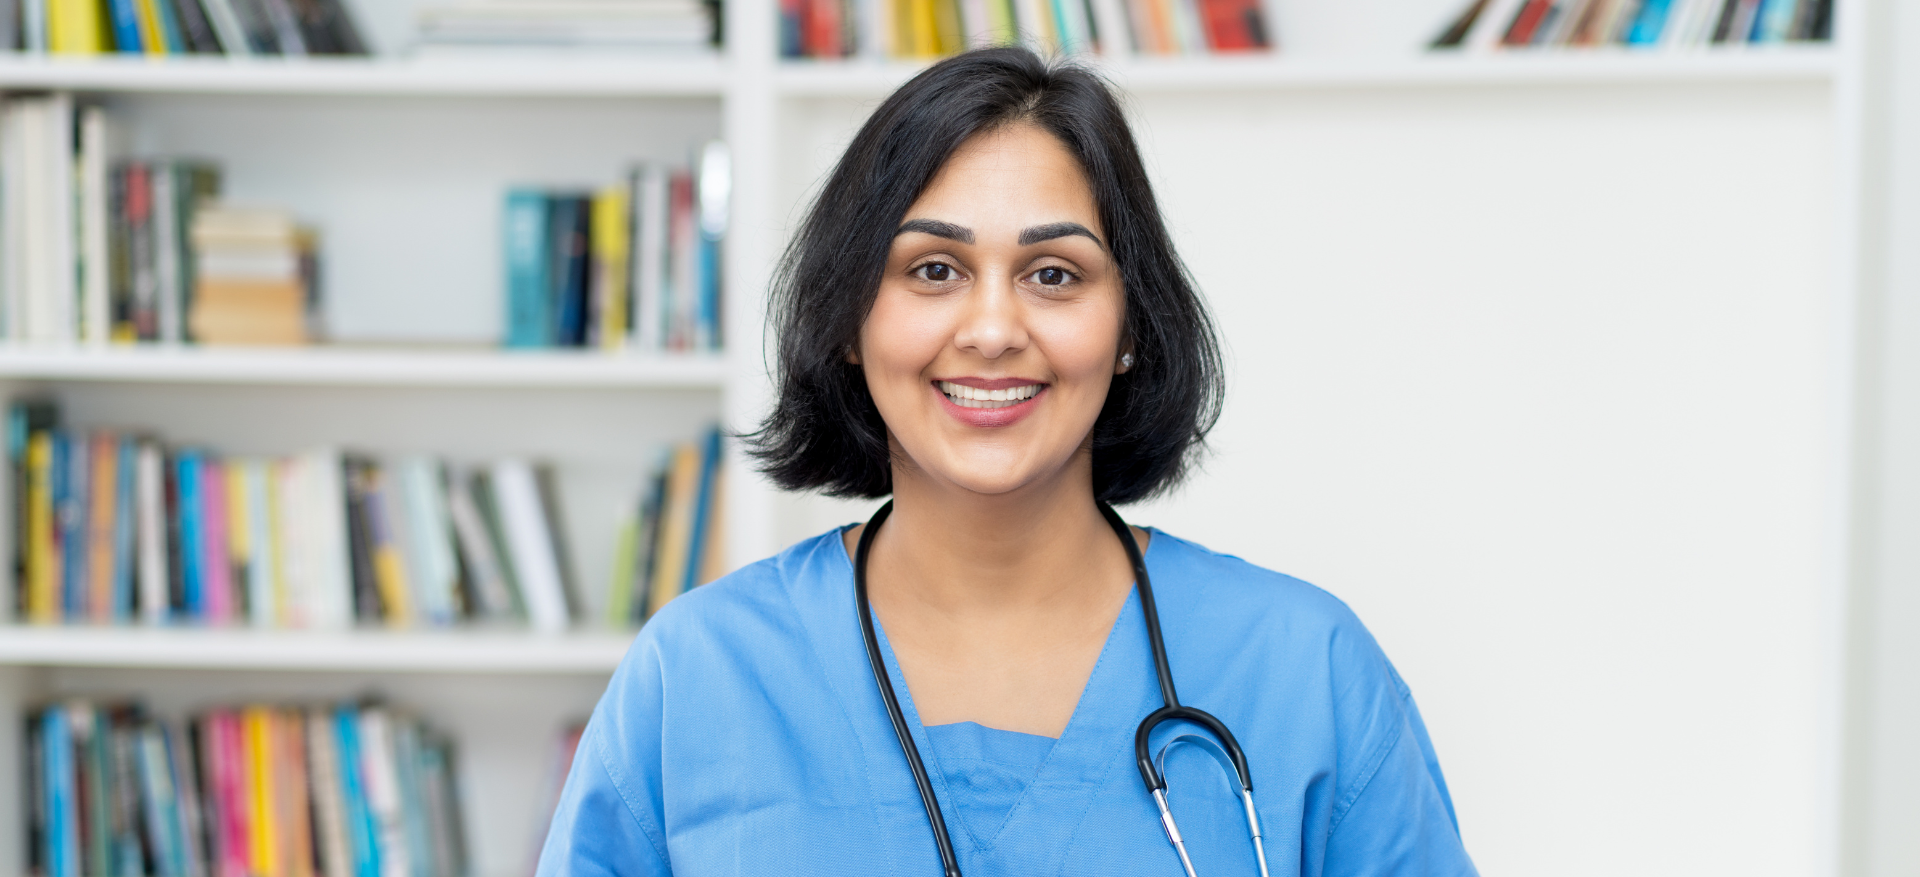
[1019,222,1103,248]
[895,219,974,243]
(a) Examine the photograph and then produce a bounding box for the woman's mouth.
[937,380,1044,409]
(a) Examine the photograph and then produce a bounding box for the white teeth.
[937,381,1042,409]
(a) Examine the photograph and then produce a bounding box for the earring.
[1120,353,1135,369]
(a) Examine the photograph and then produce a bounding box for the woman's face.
[857,123,1127,500]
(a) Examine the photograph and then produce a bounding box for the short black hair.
[747,47,1224,505]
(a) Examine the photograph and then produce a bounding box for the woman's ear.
[1115,344,1134,374]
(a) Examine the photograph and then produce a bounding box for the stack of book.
[503,141,728,352]
[26,698,465,877]
[412,0,719,56]
[187,208,316,346]
[0,0,369,56]
[0,98,321,346]
[6,398,726,633]
[1431,0,1833,49]
[780,0,1269,59]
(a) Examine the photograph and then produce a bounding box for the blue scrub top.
[537,529,1478,877]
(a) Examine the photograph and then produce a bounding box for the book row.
[504,142,728,352]
[27,699,465,877]
[780,0,1268,59]
[5,398,727,632]
[412,0,719,56]
[0,0,367,56]
[1431,0,1833,50]
[0,96,320,347]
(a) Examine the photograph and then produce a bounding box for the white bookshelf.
[0,0,1879,873]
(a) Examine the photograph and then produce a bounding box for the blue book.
[335,706,382,877]
[698,236,720,350]
[1626,0,1674,44]
[61,433,90,620]
[503,190,552,348]
[550,195,591,346]
[110,437,137,623]
[681,427,722,594]
[153,0,186,51]
[105,0,143,52]
[175,452,202,620]
[1753,0,1794,41]
[43,709,78,877]
[49,433,68,619]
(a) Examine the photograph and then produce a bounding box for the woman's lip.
[935,383,1044,428]
[934,376,1046,390]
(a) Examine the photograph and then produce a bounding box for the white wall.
[774,79,1841,876]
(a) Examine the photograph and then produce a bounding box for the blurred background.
[0,0,1912,874]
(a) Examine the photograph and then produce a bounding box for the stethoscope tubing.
[854,499,1265,877]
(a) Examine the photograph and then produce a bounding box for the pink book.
[215,711,253,877]
[201,460,233,625]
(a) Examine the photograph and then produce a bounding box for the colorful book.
[86,431,119,623]
[590,185,631,350]
[645,441,701,618]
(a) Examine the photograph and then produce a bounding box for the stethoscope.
[854,500,1272,877]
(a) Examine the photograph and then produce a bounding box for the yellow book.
[48,0,108,54]
[591,186,631,351]
[907,0,940,55]
[370,468,415,627]
[133,0,167,55]
[931,0,963,54]
[227,460,253,621]
[644,442,701,619]
[245,706,283,877]
[25,432,56,624]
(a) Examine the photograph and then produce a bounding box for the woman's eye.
[913,262,955,282]
[1032,267,1071,286]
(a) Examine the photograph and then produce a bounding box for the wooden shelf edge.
[0,346,732,389]
[0,625,634,673]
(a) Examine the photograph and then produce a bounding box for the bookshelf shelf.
[0,346,731,388]
[772,46,1841,96]
[0,53,730,96]
[0,625,633,673]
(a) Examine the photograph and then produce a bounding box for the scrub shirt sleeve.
[535,636,674,877]
[1322,659,1477,877]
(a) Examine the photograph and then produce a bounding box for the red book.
[1502,0,1554,44]
[803,0,844,57]
[1198,0,1269,50]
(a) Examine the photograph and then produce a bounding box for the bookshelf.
[0,0,1879,874]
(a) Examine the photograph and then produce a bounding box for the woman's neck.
[870,457,1128,616]
[850,457,1143,736]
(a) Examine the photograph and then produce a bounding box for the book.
[86,431,119,623]
[444,466,518,623]
[590,185,631,349]
[198,0,251,52]
[502,190,552,348]
[306,708,353,877]
[549,194,592,347]
[396,456,460,626]
[490,458,571,633]
[48,0,107,52]
[645,441,700,617]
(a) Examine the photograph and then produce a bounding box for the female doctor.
[537,48,1477,877]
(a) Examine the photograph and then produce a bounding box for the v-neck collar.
[811,526,1168,873]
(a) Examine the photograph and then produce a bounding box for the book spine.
[135,442,169,625]
[490,459,569,633]
[26,430,56,623]
[681,429,722,593]
[86,431,118,623]
[110,437,137,624]
[591,186,631,351]
[201,457,233,624]
[501,190,551,348]
[59,432,89,621]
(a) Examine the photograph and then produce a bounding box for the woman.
[538,48,1476,876]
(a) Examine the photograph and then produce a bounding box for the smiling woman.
[536,48,1479,877]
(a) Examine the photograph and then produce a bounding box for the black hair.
[747,46,1224,505]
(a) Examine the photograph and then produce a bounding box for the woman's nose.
[951,274,1028,360]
